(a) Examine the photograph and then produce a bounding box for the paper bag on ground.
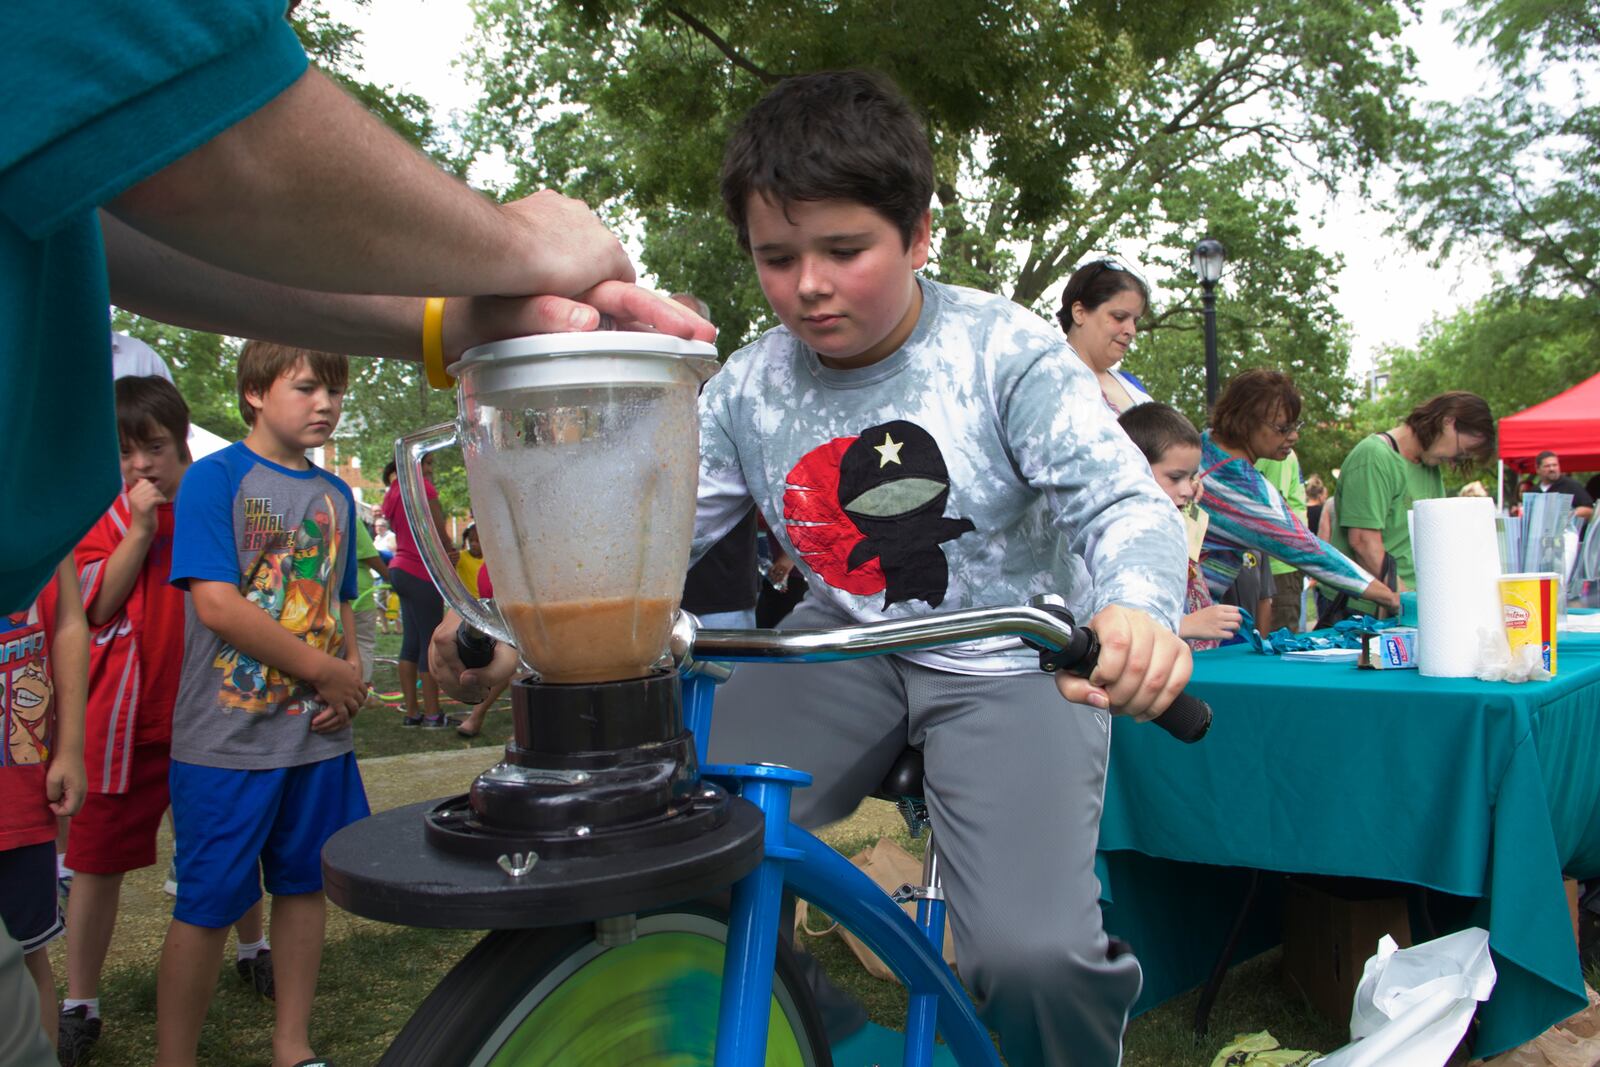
[796,837,955,983]
[1312,927,1496,1067]
[1470,985,1600,1067]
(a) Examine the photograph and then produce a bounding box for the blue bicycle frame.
[681,671,1001,1067]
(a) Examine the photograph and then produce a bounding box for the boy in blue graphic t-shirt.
[158,341,369,1067]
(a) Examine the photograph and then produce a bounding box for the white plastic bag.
[1313,927,1497,1067]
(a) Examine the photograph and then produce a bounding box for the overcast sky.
[327,0,1507,377]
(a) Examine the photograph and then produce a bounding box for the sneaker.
[422,714,463,729]
[162,858,178,897]
[236,948,275,1000]
[57,1005,101,1066]
[402,714,425,727]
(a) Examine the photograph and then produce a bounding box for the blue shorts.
[169,753,369,928]
[0,841,62,953]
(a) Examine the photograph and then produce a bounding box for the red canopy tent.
[1497,372,1600,473]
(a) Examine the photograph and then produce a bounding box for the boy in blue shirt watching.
[158,341,369,1067]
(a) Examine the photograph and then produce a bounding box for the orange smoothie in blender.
[503,597,676,683]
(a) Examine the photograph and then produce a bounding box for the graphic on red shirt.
[0,586,57,849]
[783,420,975,609]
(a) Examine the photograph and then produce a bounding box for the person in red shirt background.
[57,378,268,1065]
[0,558,88,1054]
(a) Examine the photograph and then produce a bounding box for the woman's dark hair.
[1211,369,1302,447]
[1118,403,1201,465]
[1405,392,1495,460]
[1057,260,1151,333]
[720,70,934,253]
[382,460,397,487]
[115,375,192,464]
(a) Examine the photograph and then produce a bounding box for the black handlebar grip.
[1152,691,1212,743]
[1031,619,1211,743]
[455,623,496,670]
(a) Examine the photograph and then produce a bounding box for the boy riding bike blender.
[434,70,1191,1066]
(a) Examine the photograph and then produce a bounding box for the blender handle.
[394,423,516,648]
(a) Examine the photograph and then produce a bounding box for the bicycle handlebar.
[455,603,1212,742]
[672,603,1212,743]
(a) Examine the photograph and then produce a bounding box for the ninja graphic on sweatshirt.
[786,419,975,609]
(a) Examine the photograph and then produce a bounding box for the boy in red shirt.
[58,377,268,1065]
[0,556,89,1051]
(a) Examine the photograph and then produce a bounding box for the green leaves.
[460,0,1418,432]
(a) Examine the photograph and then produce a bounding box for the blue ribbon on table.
[1237,610,1397,656]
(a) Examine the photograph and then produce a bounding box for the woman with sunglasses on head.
[1198,370,1400,624]
[1058,259,1154,414]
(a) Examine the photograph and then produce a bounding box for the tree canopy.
[462,0,1422,438]
[1371,0,1599,478]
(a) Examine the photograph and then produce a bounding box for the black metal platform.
[322,796,765,929]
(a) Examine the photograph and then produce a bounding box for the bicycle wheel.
[382,904,832,1067]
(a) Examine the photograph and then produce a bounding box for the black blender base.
[322,796,765,929]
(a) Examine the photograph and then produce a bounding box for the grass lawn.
[45,632,1573,1064]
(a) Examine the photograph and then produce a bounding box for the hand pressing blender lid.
[446,331,718,684]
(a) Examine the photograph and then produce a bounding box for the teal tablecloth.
[1098,628,1600,1056]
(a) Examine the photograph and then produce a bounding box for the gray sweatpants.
[709,599,1141,1067]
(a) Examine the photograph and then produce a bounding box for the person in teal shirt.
[3,3,716,1059]
[0,1,715,621]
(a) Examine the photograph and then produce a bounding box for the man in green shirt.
[1255,449,1307,630]
[1319,392,1495,618]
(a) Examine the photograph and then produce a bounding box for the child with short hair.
[436,69,1194,1067]
[698,71,1190,1066]
[58,377,269,1066]
[155,341,369,1067]
[1118,403,1244,648]
[0,555,88,1051]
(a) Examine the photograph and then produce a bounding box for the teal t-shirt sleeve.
[0,2,308,237]
[1336,441,1398,532]
[169,454,242,589]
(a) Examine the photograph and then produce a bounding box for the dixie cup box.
[1357,627,1419,670]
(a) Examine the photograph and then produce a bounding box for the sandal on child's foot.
[237,948,275,1000]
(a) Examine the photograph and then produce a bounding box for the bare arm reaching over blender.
[99,67,714,359]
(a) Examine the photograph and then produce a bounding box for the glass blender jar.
[396,331,717,683]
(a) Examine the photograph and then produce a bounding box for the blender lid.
[455,331,718,377]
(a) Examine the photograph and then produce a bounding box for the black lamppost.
[1192,237,1227,409]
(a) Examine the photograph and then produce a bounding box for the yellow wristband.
[423,297,452,390]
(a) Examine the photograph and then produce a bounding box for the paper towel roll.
[1412,497,1503,677]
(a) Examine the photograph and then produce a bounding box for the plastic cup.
[1499,572,1559,675]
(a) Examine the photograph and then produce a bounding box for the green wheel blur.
[382,908,830,1067]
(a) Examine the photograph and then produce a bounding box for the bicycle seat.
[871,746,924,801]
